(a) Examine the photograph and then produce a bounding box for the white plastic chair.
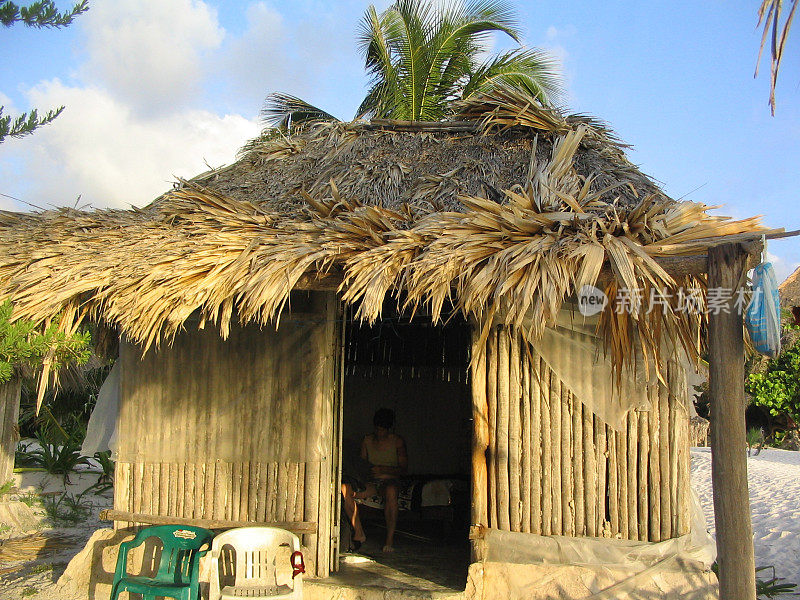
[209,527,305,600]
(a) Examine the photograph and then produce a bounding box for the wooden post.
[573,399,585,536]
[626,412,638,540]
[0,379,21,487]
[637,411,649,541]
[521,342,531,533]
[658,380,671,541]
[617,418,629,539]
[550,375,562,534]
[562,391,574,536]
[509,330,522,532]
[487,327,499,529]
[583,405,597,537]
[470,325,489,560]
[496,328,511,530]
[708,243,756,600]
[648,384,661,542]
[530,355,542,535]
[540,366,552,535]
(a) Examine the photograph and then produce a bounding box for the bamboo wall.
[472,326,691,542]
[115,292,341,576]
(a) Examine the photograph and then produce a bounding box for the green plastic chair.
[110,525,214,600]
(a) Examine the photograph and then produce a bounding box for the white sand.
[691,447,800,586]
[0,470,112,600]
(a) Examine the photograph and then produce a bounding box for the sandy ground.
[691,447,800,587]
[0,469,113,600]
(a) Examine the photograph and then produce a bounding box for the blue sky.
[1,0,799,280]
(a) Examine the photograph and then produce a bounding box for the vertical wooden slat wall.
[114,292,340,577]
[471,325,691,541]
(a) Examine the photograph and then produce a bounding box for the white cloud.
[81,0,225,115]
[215,1,364,118]
[0,92,16,113]
[2,80,260,210]
[221,2,288,102]
[537,25,576,107]
[767,251,800,285]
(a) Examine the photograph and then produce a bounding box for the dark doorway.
[339,298,472,591]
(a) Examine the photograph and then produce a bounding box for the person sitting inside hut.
[341,408,408,552]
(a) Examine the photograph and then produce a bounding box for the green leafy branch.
[0,300,91,385]
[0,1,88,143]
[0,1,88,28]
[0,105,64,142]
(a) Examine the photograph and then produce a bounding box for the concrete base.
[0,500,44,533]
[55,533,718,600]
[55,528,121,600]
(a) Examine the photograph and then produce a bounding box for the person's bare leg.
[341,483,366,543]
[383,484,398,552]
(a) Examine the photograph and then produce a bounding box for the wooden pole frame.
[0,378,21,487]
[708,243,756,600]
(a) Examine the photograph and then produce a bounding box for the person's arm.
[396,436,408,475]
[360,436,369,462]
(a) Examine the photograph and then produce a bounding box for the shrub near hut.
[746,339,800,442]
[0,300,91,485]
[0,300,91,386]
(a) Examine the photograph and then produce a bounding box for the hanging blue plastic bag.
[746,262,781,357]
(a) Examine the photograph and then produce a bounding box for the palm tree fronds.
[354,0,561,121]
[463,47,563,106]
[261,93,339,131]
[756,0,799,114]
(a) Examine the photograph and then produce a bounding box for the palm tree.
[263,0,561,129]
[756,0,798,115]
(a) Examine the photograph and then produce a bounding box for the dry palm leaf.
[0,113,771,389]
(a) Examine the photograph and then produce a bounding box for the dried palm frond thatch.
[0,97,773,386]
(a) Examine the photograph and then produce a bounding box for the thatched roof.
[0,91,774,380]
[780,265,800,309]
[187,119,657,216]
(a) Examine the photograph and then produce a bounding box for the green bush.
[746,342,800,426]
[41,492,91,525]
[23,428,90,481]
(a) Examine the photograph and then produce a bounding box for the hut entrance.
[337,300,472,591]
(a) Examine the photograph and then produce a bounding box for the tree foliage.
[263,0,561,129]
[746,336,800,425]
[0,300,91,385]
[0,0,87,27]
[0,1,88,143]
[355,0,560,120]
[0,105,63,142]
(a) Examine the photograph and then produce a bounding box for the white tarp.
[498,308,699,431]
[480,490,716,599]
[81,362,119,457]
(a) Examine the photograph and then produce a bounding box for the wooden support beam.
[470,325,489,561]
[99,509,317,534]
[364,119,479,133]
[0,379,21,486]
[708,243,756,600]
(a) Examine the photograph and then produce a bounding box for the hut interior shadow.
[339,297,471,591]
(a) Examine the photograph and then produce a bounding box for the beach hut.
[0,91,776,599]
